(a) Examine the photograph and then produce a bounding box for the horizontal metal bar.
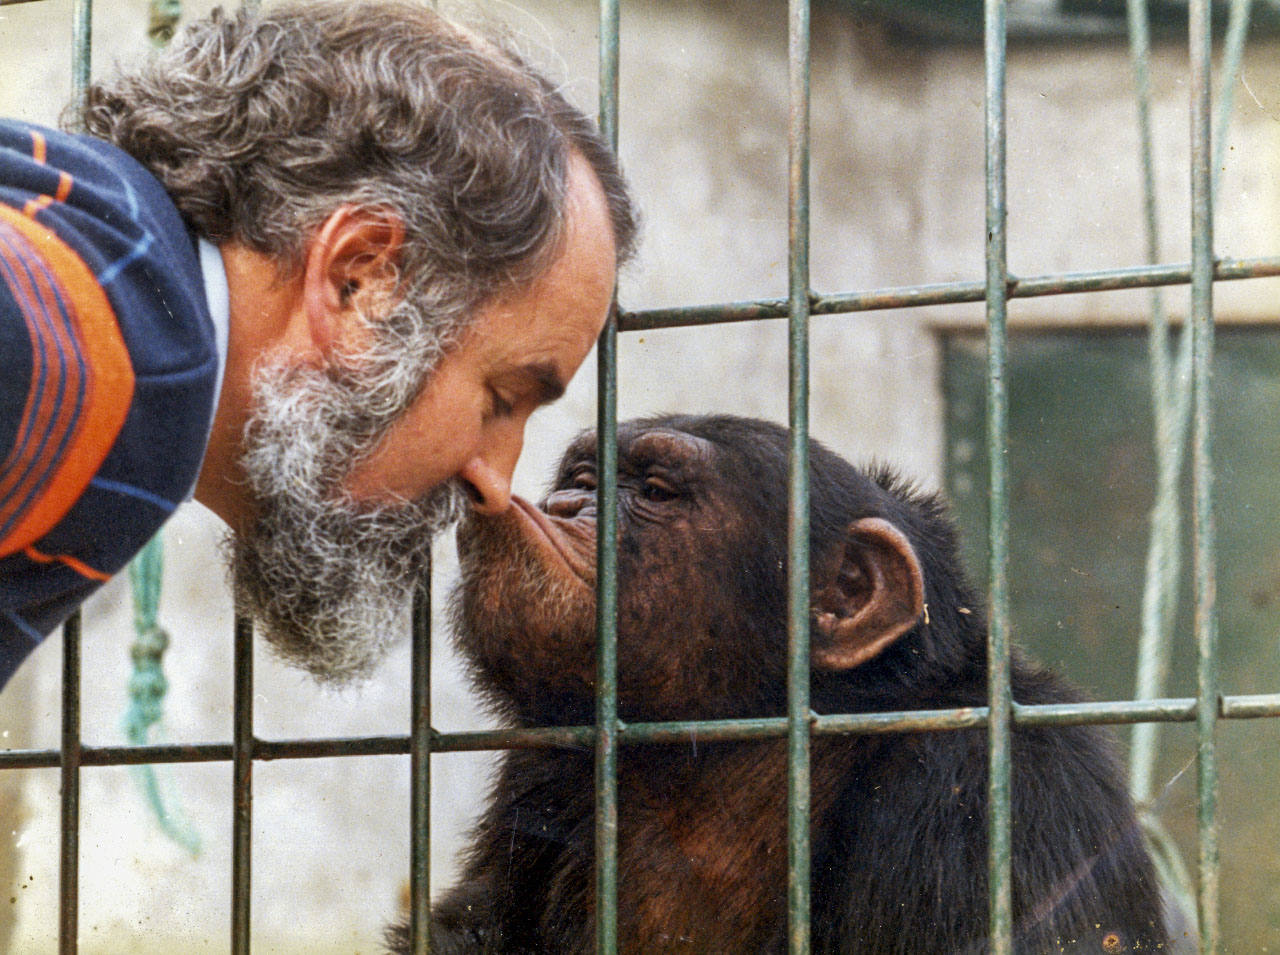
[1220,693,1280,719]
[5,691,1280,771]
[619,254,1280,331]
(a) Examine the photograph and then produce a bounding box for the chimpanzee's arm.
[813,726,1168,954]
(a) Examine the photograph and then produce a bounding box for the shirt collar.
[190,238,230,501]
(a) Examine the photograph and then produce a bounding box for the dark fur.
[389,415,1174,953]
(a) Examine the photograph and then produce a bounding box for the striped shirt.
[0,120,219,687]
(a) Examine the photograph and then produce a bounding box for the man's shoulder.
[0,117,215,369]
[0,118,170,208]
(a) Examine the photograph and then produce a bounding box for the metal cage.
[5,0,1280,952]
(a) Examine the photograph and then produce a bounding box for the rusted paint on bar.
[617,255,1280,332]
[58,612,81,955]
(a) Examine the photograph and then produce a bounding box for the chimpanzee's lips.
[510,496,595,586]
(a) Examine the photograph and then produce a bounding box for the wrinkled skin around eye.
[452,428,783,726]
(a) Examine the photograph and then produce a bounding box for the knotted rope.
[125,534,201,856]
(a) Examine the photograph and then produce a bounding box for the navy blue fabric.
[0,120,218,687]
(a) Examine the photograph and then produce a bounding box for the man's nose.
[459,425,525,515]
[459,456,513,515]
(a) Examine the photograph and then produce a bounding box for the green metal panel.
[944,328,1280,948]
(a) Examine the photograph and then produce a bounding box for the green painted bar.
[983,0,1013,950]
[616,255,1280,332]
[1126,0,1182,812]
[13,690,1280,771]
[786,0,813,950]
[59,12,92,952]
[594,2,622,951]
[1189,0,1221,947]
[9,687,1280,767]
[71,0,90,114]
[1220,693,1280,718]
[1213,0,1255,193]
[231,614,254,954]
[408,569,432,955]
[58,612,81,955]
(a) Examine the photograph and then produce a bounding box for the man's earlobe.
[302,205,406,356]
[811,517,925,671]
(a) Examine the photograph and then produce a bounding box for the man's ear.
[301,204,406,356]
[811,517,925,671]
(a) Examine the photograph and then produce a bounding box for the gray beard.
[229,360,465,685]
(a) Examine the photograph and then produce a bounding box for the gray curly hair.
[80,0,637,369]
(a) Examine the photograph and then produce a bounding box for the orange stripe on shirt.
[22,133,74,213]
[0,227,84,525]
[23,545,110,583]
[23,195,52,218]
[0,202,134,558]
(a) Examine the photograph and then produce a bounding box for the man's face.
[231,153,618,684]
[342,154,618,512]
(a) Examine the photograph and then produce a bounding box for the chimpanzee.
[389,414,1180,954]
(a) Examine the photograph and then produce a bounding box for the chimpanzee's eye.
[568,466,597,492]
[641,476,679,502]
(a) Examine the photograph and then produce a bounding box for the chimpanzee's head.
[453,414,983,725]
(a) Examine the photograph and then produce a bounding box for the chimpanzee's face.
[453,422,785,725]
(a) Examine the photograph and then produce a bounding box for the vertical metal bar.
[408,562,433,955]
[786,1,812,951]
[1188,0,1220,949]
[983,0,1013,951]
[1127,0,1184,812]
[59,8,92,950]
[231,613,254,953]
[594,2,621,952]
[1213,0,1254,196]
[70,0,91,117]
[58,612,81,955]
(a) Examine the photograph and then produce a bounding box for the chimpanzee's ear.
[811,517,925,671]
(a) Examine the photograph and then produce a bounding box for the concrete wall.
[0,0,1277,950]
